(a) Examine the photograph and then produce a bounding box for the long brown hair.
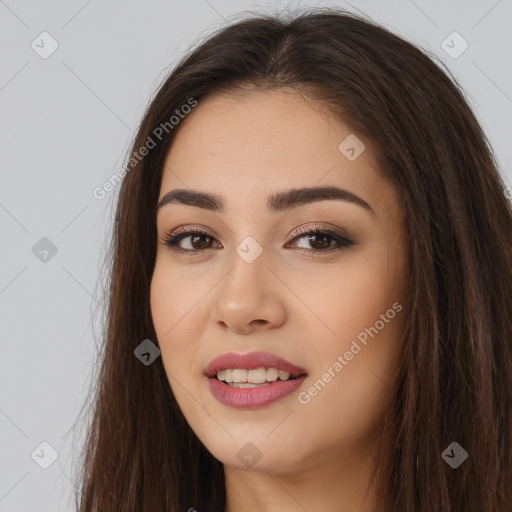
[73,6,512,511]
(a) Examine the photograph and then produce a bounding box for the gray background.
[1,0,511,510]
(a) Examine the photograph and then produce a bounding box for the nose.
[210,253,287,335]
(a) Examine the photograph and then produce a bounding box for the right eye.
[160,227,221,254]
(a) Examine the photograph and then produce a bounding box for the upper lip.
[204,351,308,378]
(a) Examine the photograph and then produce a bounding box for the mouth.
[212,368,307,387]
[204,351,308,408]
[207,370,308,409]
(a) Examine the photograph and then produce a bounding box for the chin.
[202,434,301,473]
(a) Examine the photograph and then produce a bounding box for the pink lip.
[204,351,308,409]
[204,351,307,378]
[207,374,307,409]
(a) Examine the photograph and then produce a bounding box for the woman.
[74,7,512,511]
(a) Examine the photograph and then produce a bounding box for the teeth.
[233,369,248,383]
[279,370,290,380]
[216,367,297,383]
[266,368,279,382]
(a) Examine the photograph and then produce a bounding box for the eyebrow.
[157,186,375,215]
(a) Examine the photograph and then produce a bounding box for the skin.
[150,88,408,512]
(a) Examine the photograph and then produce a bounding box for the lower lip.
[206,375,307,409]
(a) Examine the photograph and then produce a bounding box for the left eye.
[291,230,350,252]
[160,226,355,255]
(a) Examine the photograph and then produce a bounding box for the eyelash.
[159,223,355,256]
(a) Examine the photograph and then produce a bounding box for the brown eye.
[161,229,220,252]
[288,225,355,255]
[303,233,332,250]
[188,233,214,250]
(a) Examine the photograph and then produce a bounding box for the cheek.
[150,260,204,343]
[292,251,405,437]
[296,313,403,450]
[292,257,403,346]
[150,263,200,387]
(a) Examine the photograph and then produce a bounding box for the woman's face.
[150,88,408,474]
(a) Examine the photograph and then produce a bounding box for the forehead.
[159,89,397,219]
